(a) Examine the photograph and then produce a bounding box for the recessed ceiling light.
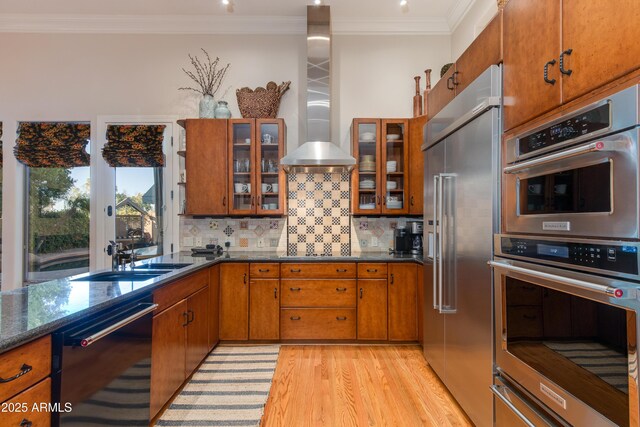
[400,0,408,6]
[314,0,322,5]
[222,0,229,4]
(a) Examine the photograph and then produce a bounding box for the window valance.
[14,122,90,168]
[102,125,166,167]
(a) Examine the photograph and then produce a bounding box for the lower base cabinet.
[3,378,51,427]
[357,279,388,340]
[281,308,356,340]
[185,287,210,376]
[219,263,249,340]
[249,279,280,340]
[388,263,418,341]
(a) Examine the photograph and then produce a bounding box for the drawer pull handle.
[290,269,302,273]
[336,269,348,273]
[258,269,270,272]
[0,363,32,383]
[366,269,378,273]
[274,288,278,299]
[390,273,395,284]
[290,316,301,321]
[243,273,247,284]
[336,316,347,321]
[523,314,538,320]
[290,287,301,291]
[20,420,33,427]
[360,288,363,299]
[336,287,348,292]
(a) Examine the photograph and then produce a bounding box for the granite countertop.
[0,251,423,353]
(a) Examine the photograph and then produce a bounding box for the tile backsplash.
[179,172,419,253]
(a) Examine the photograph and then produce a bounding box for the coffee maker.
[393,227,412,254]
[406,220,423,255]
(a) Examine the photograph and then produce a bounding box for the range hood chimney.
[280,5,356,173]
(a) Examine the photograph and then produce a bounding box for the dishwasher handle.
[79,303,158,347]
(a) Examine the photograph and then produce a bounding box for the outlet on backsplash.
[195,237,203,246]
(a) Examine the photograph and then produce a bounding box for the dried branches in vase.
[179,48,231,118]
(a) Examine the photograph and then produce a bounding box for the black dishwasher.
[52,295,157,426]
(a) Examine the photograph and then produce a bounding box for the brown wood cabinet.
[150,270,210,417]
[352,119,410,215]
[357,279,388,340]
[408,115,427,215]
[503,0,640,131]
[227,119,286,216]
[208,265,220,351]
[249,279,280,340]
[428,12,503,119]
[3,378,51,427]
[280,308,357,340]
[388,263,418,341]
[179,119,228,215]
[185,287,210,376]
[150,299,187,417]
[219,263,249,340]
[0,336,51,404]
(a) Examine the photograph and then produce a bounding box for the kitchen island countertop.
[0,251,423,353]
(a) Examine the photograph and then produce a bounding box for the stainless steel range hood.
[280,5,355,173]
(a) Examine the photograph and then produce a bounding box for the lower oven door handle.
[503,140,610,174]
[490,385,536,427]
[488,260,625,298]
[80,303,158,347]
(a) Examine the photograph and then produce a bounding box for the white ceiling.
[0,0,478,35]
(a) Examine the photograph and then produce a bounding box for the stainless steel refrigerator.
[422,65,501,427]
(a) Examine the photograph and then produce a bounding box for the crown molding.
[446,0,476,32]
[0,13,453,36]
[332,17,450,36]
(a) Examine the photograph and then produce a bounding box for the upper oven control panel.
[518,103,610,156]
[499,236,639,276]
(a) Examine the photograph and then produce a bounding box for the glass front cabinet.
[352,118,409,215]
[228,118,285,215]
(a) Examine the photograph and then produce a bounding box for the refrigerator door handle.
[440,174,457,314]
[432,174,440,310]
[437,173,444,313]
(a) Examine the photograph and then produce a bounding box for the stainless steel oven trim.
[506,84,639,164]
[491,257,640,426]
[495,234,640,281]
[503,127,639,239]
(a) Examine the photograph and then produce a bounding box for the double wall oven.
[493,84,640,427]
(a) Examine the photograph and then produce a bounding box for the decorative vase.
[214,100,232,119]
[199,94,216,118]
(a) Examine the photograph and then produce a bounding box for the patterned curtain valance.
[103,125,166,167]
[14,122,90,168]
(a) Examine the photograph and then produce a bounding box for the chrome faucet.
[108,240,125,271]
[127,226,137,270]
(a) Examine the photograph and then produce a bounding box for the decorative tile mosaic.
[239,221,248,230]
[253,225,265,237]
[223,226,234,237]
[239,238,248,248]
[286,172,351,255]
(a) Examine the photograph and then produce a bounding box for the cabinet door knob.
[559,48,573,75]
[336,287,347,292]
[447,76,454,90]
[290,316,301,321]
[390,273,395,284]
[0,363,32,383]
[543,59,557,85]
[336,316,347,321]
[359,288,363,299]
[20,419,33,427]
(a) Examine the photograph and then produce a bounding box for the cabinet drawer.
[357,263,387,279]
[250,263,280,278]
[281,309,356,340]
[280,280,356,308]
[507,306,543,339]
[154,268,209,313]
[0,336,51,403]
[506,282,542,306]
[280,263,356,279]
[2,378,51,426]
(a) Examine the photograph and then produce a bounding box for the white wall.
[451,0,498,60]
[0,31,450,288]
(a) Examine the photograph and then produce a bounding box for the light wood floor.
[261,345,472,427]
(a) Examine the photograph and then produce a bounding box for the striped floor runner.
[157,345,281,427]
[544,341,629,393]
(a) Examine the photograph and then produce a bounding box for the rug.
[544,341,629,393]
[156,345,281,427]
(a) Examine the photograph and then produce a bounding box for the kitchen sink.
[135,263,192,270]
[71,271,165,282]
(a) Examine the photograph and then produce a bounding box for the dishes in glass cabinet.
[359,203,376,210]
[359,179,375,189]
[386,160,397,173]
[386,134,401,141]
[360,132,375,142]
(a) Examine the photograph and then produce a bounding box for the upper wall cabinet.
[503,0,640,131]
[427,12,502,119]
[178,118,285,217]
